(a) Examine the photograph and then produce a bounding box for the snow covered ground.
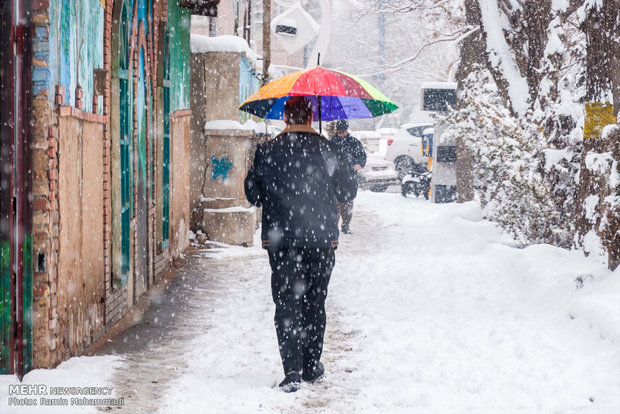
[1,191,619,413]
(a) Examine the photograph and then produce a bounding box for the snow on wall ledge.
[190,34,259,62]
[204,119,277,134]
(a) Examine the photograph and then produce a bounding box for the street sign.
[271,3,319,55]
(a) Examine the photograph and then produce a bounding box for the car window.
[406,126,431,137]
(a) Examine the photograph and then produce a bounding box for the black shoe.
[279,372,302,393]
[341,226,352,234]
[302,362,324,384]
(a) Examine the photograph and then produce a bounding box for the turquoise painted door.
[162,28,170,247]
[119,1,132,282]
[135,48,148,294]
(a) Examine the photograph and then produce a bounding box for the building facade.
[0,0,208,377]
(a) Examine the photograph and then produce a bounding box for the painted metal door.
[0,0,32,378]
[119,1,132,283]
[162,28,170,248]
[135,48,148,297]
[0,0,13,374]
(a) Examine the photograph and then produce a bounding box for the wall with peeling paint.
[169,1,191,111]
[48,0,104,111]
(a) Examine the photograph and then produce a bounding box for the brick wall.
[29,0,183,367]
[103,0,172,326]
[30,2,56,369]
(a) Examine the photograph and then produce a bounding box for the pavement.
[91,190,619,414]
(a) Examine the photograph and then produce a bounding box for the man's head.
[283,96,313,126]
[335,120,349,137]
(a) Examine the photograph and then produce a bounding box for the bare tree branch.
[358,26,478,77]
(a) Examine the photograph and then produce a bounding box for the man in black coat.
[244,96,357,392]
[331,120,367,234]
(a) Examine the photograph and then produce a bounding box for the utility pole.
[308,0,332,69]
[262,0,271,85]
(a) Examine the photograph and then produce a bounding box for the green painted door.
[119,1,132,283]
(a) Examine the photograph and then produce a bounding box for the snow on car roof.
[401,122,433,129]
[420,81,457,90]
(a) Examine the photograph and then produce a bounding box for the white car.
[358,153,399,192]
[385,123,433,177]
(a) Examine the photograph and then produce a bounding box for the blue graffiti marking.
[211,156,233,181]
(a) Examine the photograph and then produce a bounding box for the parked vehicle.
[385,122,433,178]
[358,153,400,192]
[401,169,431,199]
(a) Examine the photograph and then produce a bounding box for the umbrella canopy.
[239,67,398,121]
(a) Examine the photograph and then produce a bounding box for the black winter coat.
[331,133,367,170]
[244,125,358,250]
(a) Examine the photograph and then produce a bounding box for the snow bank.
[155,192,619,413]
[0,356,122,413]
[570,266,620,343]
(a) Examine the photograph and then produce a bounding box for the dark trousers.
[336,200,354,229]
[268,246,335,375]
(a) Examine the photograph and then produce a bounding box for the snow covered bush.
[441,69,580,247]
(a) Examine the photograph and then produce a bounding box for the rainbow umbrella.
[239,67,398,123]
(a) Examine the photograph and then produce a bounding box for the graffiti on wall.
[211,156,233,181]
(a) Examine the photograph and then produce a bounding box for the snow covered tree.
[578,0,620,268]
[439,0,618,268]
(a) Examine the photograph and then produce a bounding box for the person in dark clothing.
[331,120,367,234]
[244,96,357,393]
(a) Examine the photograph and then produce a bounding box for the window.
[407,126,431,137]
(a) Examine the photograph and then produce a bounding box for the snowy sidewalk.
[154,191,620,413]
[2,191,619,413]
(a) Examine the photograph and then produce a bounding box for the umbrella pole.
[318,96,322,135]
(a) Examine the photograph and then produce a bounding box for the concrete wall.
[190,53,208,229]
[203,52,242,122]
[57,115,105,359]
[190,51,243,230]
[171,113,192,257]
[202,130,255,200]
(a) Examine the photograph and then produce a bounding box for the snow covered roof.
[401,122,433,129]
[420,82,457,90]
[191,34,259,62]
